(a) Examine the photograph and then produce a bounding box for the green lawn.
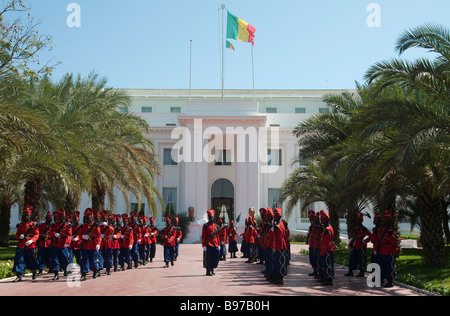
[332,247,450,296]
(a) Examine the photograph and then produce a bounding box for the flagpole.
[251,44,255,102]
[221,4,225,101]
[189,40,192,101]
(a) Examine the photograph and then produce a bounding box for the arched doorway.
[211,178,234,225]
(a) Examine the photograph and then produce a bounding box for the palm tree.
[363,23,450,267]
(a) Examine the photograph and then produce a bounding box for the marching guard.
[12,206,39,282]
[161,216,176,267]
[202,209,220,276]
[345,212,372,277]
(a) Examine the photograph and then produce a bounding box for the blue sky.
[27,0,450,90]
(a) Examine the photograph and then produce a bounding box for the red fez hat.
[130,211,137,218]
[308,210,315,218]
[274,207,282,217]
[207,209,214,217]
[58,208,66,217]
[143,216,148,223]
[357,212,364,222]
[149,217,155,223]
[230,220,234,226]
[266,207,274,218]
[84,208,93,218]
[320,210,330,222]
[46,210,52,219]
[23,206,33,215]
[165,216,172,223]
[122,213,128,220]
[174,217,179,223]
[73,211,80,218]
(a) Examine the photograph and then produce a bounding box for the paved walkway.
[0,244,427,296]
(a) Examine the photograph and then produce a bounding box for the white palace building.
[9,89,418,241]
[103,88,343,242]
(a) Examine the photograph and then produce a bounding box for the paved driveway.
[0,244,426,296]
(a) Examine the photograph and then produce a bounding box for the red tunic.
[16,221,39,249]
[201,222,220,247]
[320,224,334,256]
[273,221,287,252]
[161,226,176,246]
[378,227,397,255]
[38,223,52,248]
[77,223,101,250]
[49,222,72,248]
[121,225,134,249]
[100,224,114,249]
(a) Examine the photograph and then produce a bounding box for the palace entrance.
[211,178,234,225]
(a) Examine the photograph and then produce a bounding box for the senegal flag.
[226,12,256,45]
[226,40,235,51]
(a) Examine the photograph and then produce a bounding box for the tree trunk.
[326,203,341,246]
[345,207,359,241]
[65,190,81,215]
[91,179,106,213]
[420,198,446,267]
[24,177,45,222]
[0,198,13,247]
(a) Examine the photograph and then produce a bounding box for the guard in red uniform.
[378,210,398,287]
[77,208,102,281]
[37,211,53,276]
[161,216,176,267]
[227,220,238,258]
[49,208,72,280]
[119,213,134,270]
[70,211,82,269]
[269,207,287,284]
[12,206,39,282]
[262,207,274,279]
[129,211,141,268]
[111,214,122,272]
[318,210,334,286]
[218,217,228,261]
[244,217,257,263]
[139,216,150,264]
[100,210,114,275]
[202,209,220,276]
[148,217,158,262]
[306,210,318,276]
[345,212,372,277]
[173,217,182,261]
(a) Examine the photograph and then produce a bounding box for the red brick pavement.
[0,244,427,296]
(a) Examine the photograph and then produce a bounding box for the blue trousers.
[119,247,131,266]
[101,248,113,269]
[149,243,156,259]
[204,245,220,270]
[348,247,367,272]
[272,249,288,277]
[13,247,38,274]
[37,246,51,271]
[164,245,175,263]
[319,251,335,279]
[381,254,396,282]
[51,247,70,272]
[112,249,120,268]
[80,249,98,274]
[264,247,273,275]
[228,240,238,253]
[131,242,139,263]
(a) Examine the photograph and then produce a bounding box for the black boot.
[53,272,59,280]
[32,270,38,280]
[13,273,23,283]
[80,273,87,281]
